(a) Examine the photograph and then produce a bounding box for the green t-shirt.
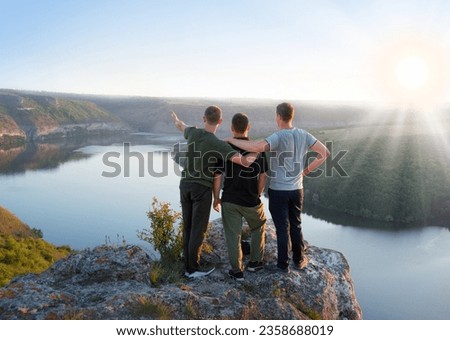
[182,127,237,188]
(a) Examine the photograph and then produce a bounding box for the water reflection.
[0,143,89,175]
[0,133,181,175]
[303,203,450,230]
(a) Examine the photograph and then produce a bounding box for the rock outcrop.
[0,219,362,320]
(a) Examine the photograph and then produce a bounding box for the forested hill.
[303,124,450,226]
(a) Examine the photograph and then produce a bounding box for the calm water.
[0,138,449,320]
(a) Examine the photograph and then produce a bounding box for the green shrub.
[137,197,183,262]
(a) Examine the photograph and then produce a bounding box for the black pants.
[180,181,212,273]
[268,188,305,269]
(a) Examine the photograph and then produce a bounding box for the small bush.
[137,197,183,262]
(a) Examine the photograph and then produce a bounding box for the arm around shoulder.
[226,138,269,152]
[230,152,259,167]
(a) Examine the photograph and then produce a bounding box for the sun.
[395,55,429,91]
[377,37,448,107]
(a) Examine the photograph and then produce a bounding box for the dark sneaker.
[187,267,215,279]
[228,270,244,281]
[266,264,290,274]
[247,261,264,272]
[293,256,309,271]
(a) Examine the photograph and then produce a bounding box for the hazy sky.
[1,0,450,102]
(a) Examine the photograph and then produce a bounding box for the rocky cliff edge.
[0,219,362,320]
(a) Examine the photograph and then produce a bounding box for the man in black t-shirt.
[171,107,258,279]
[213,113,268,281]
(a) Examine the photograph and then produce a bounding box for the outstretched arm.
[302,140,330,176]
[171,111,188,133]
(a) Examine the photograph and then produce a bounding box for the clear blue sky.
[1,0,449,102]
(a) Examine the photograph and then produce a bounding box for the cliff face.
[0,91,129,146]
[0,112,26,147]
[0,220,362,320]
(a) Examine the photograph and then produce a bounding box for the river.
[0,137,449,320]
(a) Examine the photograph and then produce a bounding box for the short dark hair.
[231,113,249,133]
[276,102,295,122]
[204,105,222,124]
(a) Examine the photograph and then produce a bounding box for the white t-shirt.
[265,128,317,190]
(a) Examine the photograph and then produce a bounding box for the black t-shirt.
[215,137,268,207]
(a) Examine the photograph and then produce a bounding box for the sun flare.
[395,55,430,91]
[377,37,448,107]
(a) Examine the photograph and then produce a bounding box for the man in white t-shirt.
[226,103,330,272]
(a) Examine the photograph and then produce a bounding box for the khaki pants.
[221,202,266,272]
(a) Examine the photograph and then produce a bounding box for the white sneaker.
[187,267,215,279]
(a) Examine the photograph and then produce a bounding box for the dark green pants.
[221,202,266,272]
[180,181,212,273]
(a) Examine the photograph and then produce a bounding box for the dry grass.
[131,296,172,320]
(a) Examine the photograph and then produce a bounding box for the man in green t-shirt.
[171,106,257,279]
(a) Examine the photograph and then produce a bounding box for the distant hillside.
[3,89,449,141]
[5,90,380,135]
[81,96,374,137]
[24,90,450,139]
[0,90,129,147]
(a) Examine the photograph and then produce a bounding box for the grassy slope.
[0,206,33,237]
[0,206,71,286]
